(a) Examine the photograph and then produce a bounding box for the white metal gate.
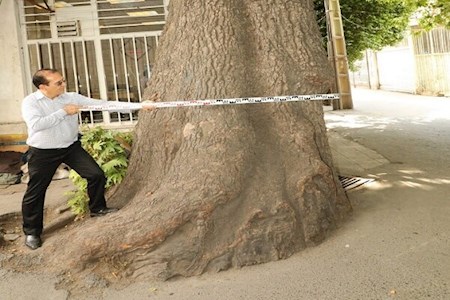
[412,27,450,96]
[19,0,165,126]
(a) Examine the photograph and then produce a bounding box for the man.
[21,68,156,250]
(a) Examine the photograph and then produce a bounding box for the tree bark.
[24,0,351,282]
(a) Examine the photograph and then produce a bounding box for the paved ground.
[1,88,449,299]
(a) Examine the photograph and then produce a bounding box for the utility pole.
[325,0,353,109]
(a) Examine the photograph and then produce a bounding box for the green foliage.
[314,0,415,67]
[66,127,133,216]
[66,170,89,215]
[414,0,450,30]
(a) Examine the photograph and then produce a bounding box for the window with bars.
[23,0,92,40]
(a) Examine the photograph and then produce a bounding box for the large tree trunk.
[21,0,351,282]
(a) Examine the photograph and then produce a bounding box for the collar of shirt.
[34,90,46,100]
[33,90,68,103]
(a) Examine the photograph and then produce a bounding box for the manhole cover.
[339,175,374,191]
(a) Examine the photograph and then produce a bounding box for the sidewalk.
[1,88,450,299]
[0,178,73,218]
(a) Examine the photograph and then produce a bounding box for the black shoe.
[25,235,42,250]
[90,207,119,217]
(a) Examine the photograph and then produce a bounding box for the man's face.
[40,72,66,99]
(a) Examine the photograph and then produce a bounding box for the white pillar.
[0,0,28,133]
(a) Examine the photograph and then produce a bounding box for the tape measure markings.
[80,93,339,111]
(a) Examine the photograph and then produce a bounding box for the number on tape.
[80,93,339,111]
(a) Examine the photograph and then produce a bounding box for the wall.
[351,39,416,94]
[376,43,416,93]
[0,0,27,138]
[351,50,380,90]
[0,1,28,151]
[351,27,450,96]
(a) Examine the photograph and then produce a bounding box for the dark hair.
[32,68,60,88]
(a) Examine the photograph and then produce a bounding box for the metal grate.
[339,175,374,191]
[57,21,81,37]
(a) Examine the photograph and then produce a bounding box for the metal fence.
[26,34,160,126]
[412,27,450,96]
[19,0,165,126]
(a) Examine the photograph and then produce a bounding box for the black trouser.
[22,141,106,235]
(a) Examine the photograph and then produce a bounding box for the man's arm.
[72,92,158,112]
[21,99,69,131]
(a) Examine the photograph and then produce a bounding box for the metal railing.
[19,0,166,126]
[26,33,161,125]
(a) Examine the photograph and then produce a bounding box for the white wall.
[376,45,416,94]
[350,50,380,90]
[0,0,27,134]
[350,42,416,94]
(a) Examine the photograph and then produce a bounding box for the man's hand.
[63,104,80,115]
[148,92,160,102]
[142,93,160,111]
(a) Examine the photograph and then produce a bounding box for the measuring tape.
[80,93,339,111]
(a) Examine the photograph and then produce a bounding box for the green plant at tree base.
[66,126,133,216]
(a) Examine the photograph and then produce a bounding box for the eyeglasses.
[53,78,66,86]
[46,78,65,86]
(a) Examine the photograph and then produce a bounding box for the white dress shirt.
[22,90,132,149]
